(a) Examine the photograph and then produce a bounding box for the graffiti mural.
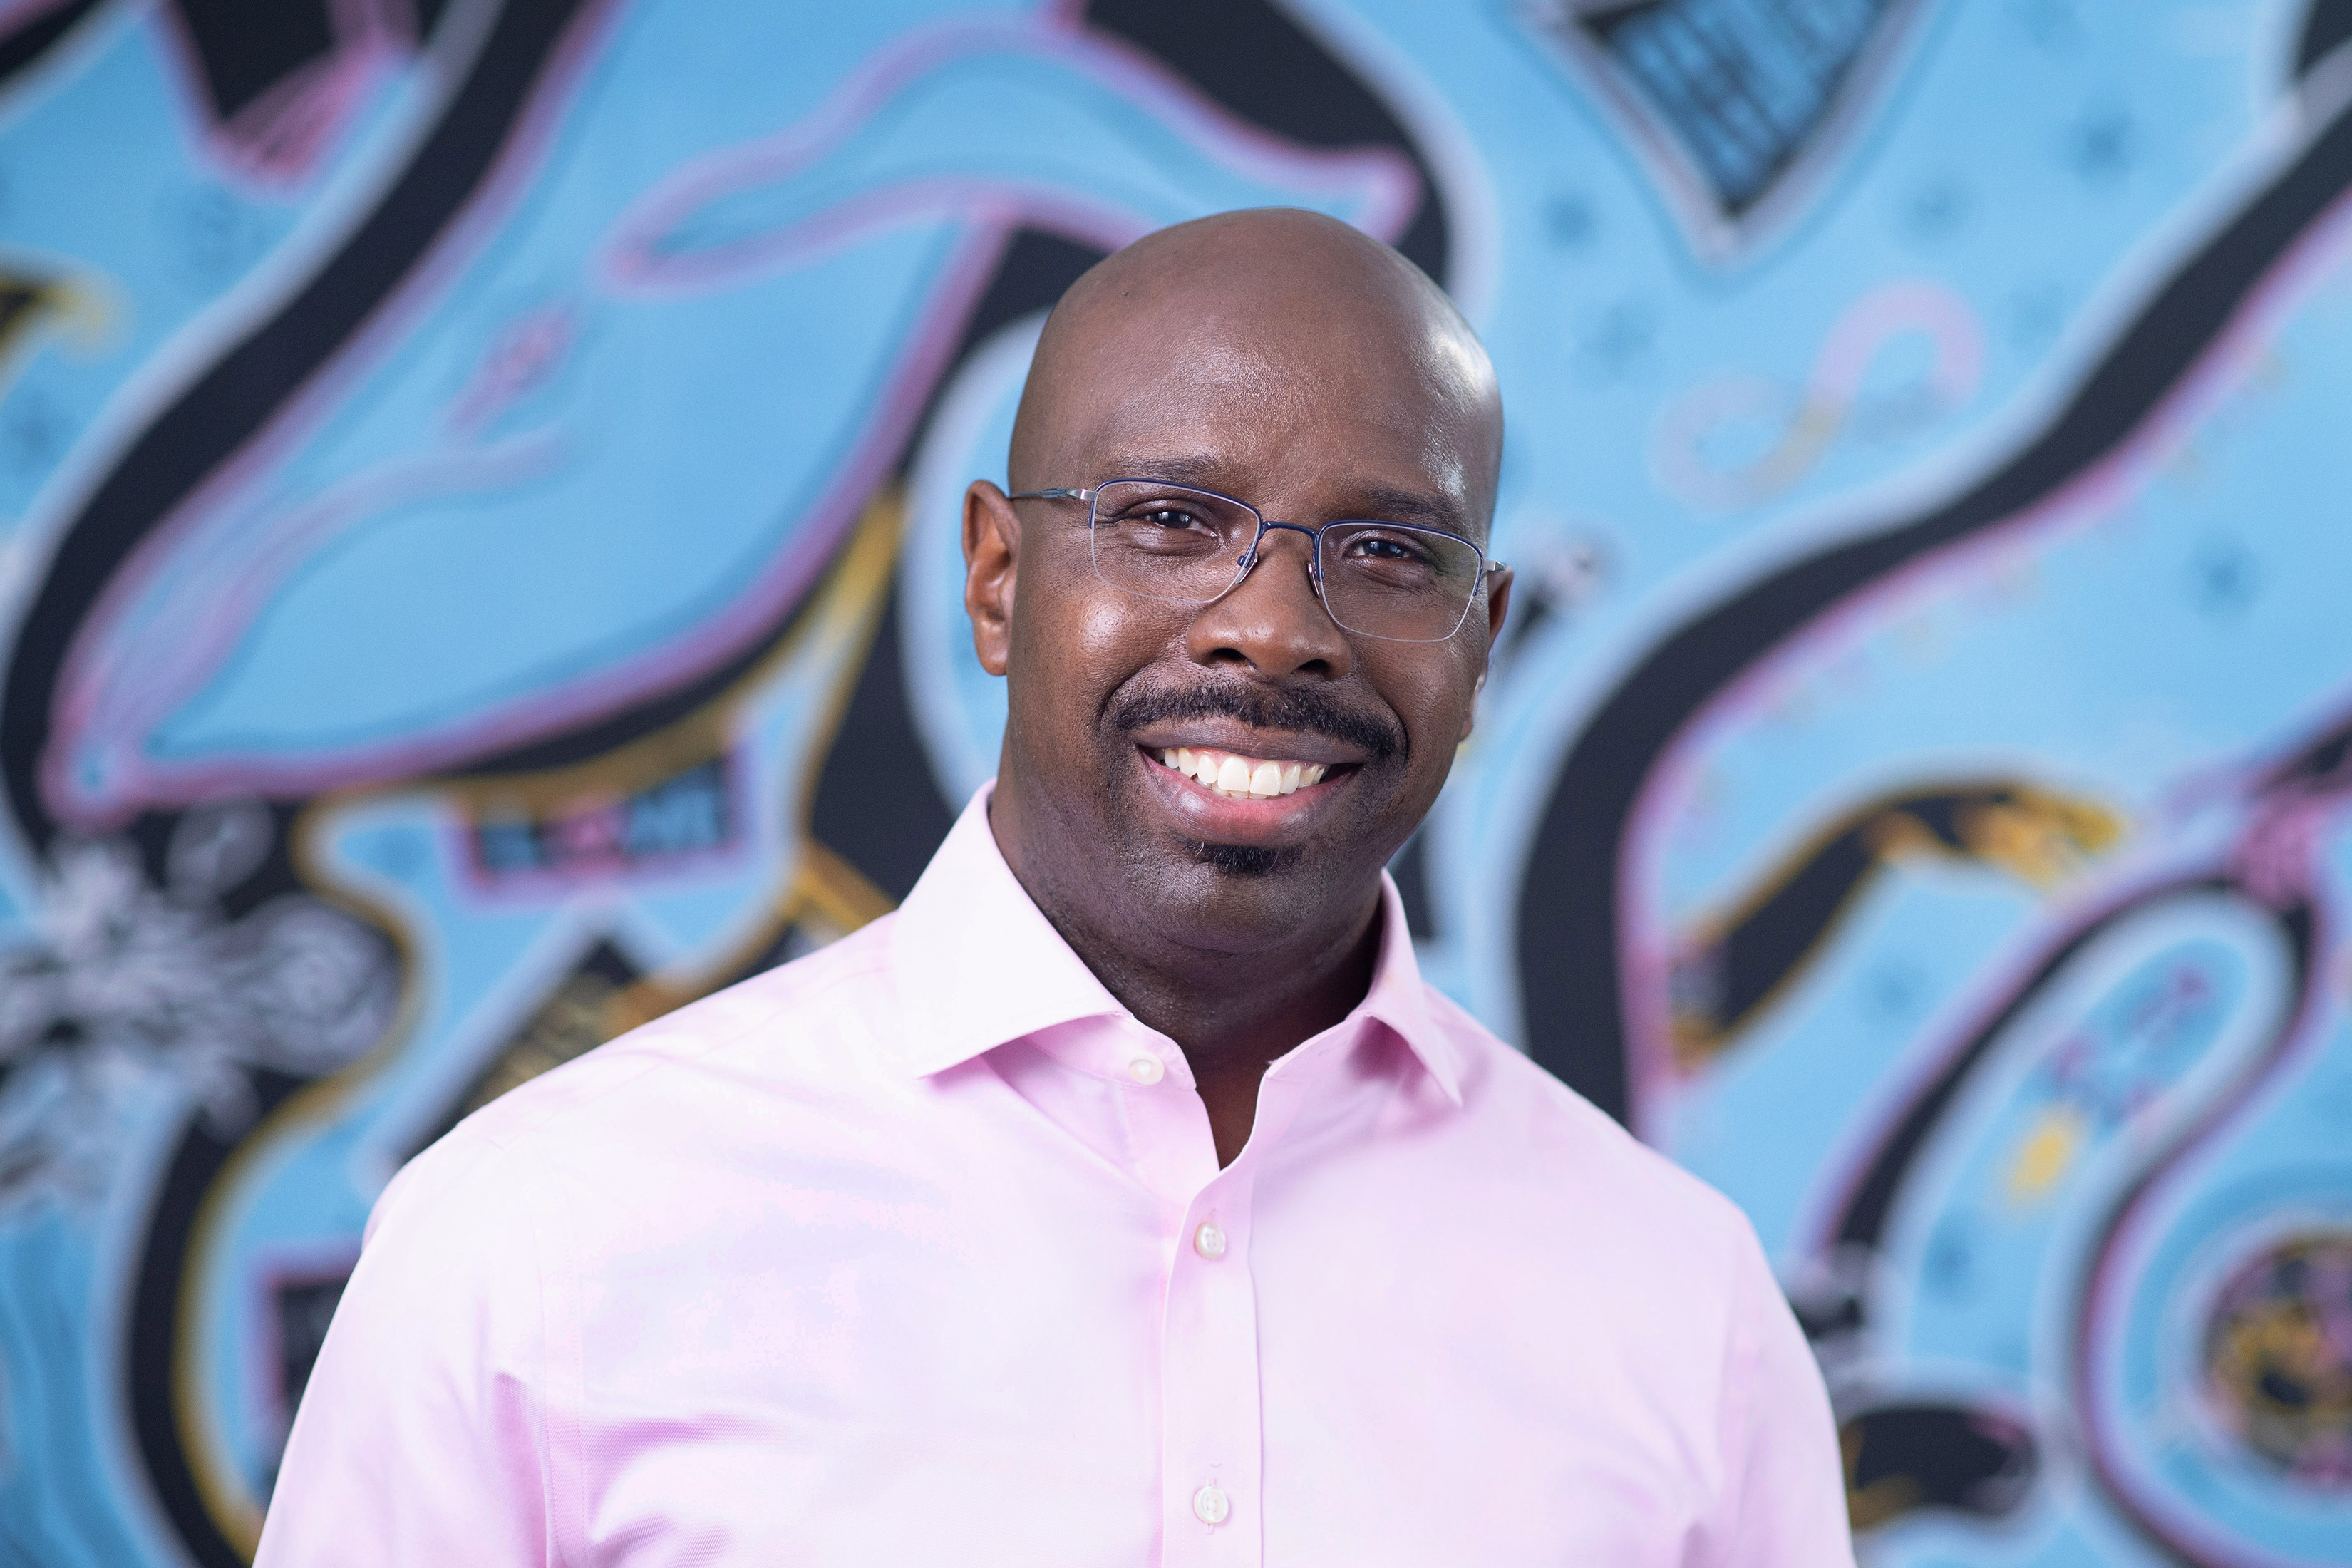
[0,0,2346,1563]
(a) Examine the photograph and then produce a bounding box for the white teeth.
[1156,746,1336,798]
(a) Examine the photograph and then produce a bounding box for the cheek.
[1069,592,1144,660]
[1374,656,1478,775]
[1007,573,1165,736]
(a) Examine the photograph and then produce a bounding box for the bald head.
[1010,209,1502,533]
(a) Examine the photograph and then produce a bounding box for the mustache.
[1108,679,1403,763]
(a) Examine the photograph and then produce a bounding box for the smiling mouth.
[1152,746,1330,800]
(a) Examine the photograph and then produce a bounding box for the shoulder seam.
[473,939,897,1151]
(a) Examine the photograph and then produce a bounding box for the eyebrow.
[1346,483,1467,534]
[1097,453,1227,490]
[1095,455,1471,535]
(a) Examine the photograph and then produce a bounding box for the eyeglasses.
[1009,478,1504,644]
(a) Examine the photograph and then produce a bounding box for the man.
[260,210,1854,1565]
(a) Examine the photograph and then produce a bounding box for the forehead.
[1039,292,1494,518]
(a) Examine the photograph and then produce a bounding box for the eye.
[1138,507,1204,531]
[1343,531,1431,564]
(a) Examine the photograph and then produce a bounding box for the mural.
[0,0,2346,1563]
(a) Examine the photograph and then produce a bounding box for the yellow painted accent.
[1955,788,2123,888]
[2005,1106,2086,1205]
[1669,780,2128,1078]
[1841,1418,1927,1532]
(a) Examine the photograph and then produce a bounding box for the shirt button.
[1192,1484,1230,1525]
[1193,1221,1227,1259]
[1127,1054,1165,1085]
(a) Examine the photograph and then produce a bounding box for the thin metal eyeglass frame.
[1009,480,1506,644]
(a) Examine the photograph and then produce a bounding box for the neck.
[1067,884,1384,1076]
[990,793,1385,1166]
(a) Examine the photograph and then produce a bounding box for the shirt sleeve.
[254,1133,567,1567]
[1698,1222,1857,1568]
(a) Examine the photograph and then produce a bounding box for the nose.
[1185,522,1353,680]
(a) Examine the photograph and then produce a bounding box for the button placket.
[1118,1037,1222,1207]
[1135,1040,1343,1563]
[1160,1177,1262,1566]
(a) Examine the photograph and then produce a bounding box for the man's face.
[968,284,1507,956]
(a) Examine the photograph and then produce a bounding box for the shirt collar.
[887,785,1463,1105]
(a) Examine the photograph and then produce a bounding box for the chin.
[1184,840,1306,877]
[1109,829,1371,956]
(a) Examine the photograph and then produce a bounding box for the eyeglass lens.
[1086,480,1484,643]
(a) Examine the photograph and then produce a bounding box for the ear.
[1459,564,1512,743]
[964,480,1023,677]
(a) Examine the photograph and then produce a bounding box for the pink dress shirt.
[259,788,1854,1566]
